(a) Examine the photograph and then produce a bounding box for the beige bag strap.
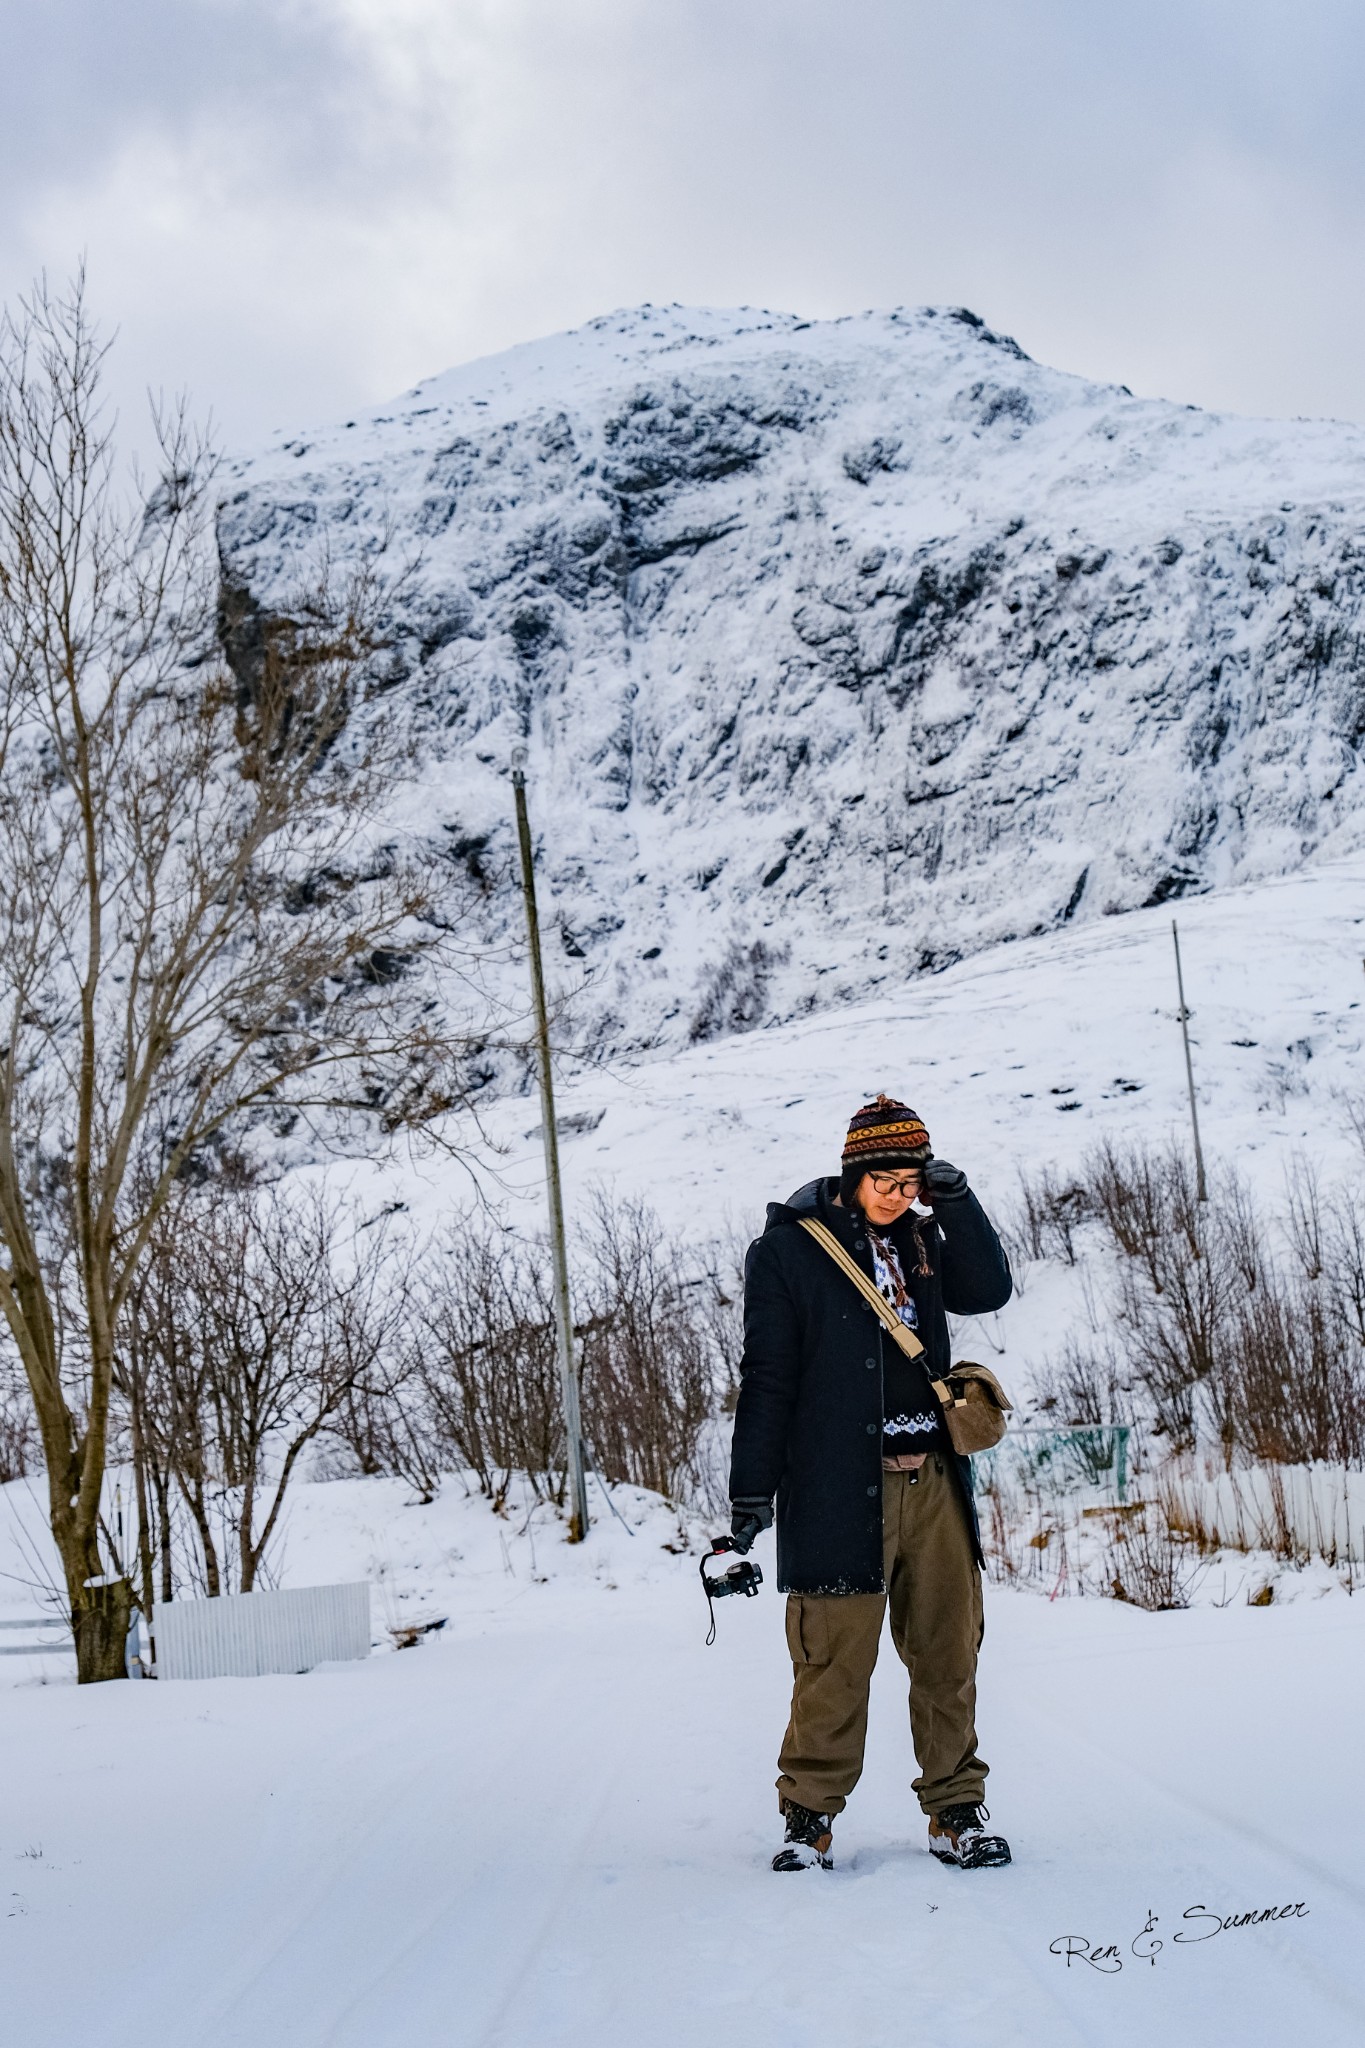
[797,1216,931,1367]
[797,1216,962,1413]
[796,1218,1012,1443]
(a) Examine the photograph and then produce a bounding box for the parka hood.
[763,1176,838,1232]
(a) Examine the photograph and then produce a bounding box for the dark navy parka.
[728,1176,1012,1594]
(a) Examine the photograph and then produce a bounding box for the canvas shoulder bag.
[797,1216,1012,1456]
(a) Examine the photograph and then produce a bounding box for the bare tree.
[577,1192,720,1502]
[322,1349,420,1484]
[126,1183,403,1595]
[0,275,481,1678]
[374,1199,739,1514]
[1008,1164,1092,1267]
[119,1204,200,1606]
[411,1221,564,1507]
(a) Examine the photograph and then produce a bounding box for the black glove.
[922,1158,969,1203]
[729,1498,774,1553]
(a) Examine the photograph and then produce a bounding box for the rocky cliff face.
[218,303,1365,1060]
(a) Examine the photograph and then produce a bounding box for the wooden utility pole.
[510,746,590,1541]
[1171,919,1208,1203]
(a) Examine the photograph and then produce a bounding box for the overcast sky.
[3,0,1363,457]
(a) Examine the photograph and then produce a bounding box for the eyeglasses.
[866,1170,923,1198]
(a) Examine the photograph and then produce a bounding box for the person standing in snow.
[728,1093,1014,1872]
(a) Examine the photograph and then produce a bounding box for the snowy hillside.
[330,848,1365,1413]
[219,302,1365,1059]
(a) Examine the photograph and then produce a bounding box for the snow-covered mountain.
[218,304,1365,1059]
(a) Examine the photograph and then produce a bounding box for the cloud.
[2,0,1363,454]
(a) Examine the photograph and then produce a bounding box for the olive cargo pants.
[776,1458,987,1818]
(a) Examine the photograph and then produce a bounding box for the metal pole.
[1171,919,1208,1203]
[510,745,590,1542]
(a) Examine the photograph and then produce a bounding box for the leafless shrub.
[1028,1339,1134,1491]
[1076,1141,1256,1449]
[577,1193,722,1503]
[0,1352,40,1482]
[1323,1192,1365,1347]
[381,1197,738,1514]
[119,1212,201,1607]
[1341,1090,1365,1167]
[1217,1176,1266,1296]
[407,1223,564,1508]
[981,1486,1020,1585]
[989,1136,1365,1595]
[1220,1276,1365,1467]
[1103,1505,1197,1610]
[1285,1151,1325,1279]
[1111,1228,1225,1452]
[976,1465,1061,1588]
[688,939,787,1043]
[1033,1336,1129,1428]
[977,1458,1198,1607]
[320,1356,421,1483]
[1027,1137,1365,1472]
[1009,1166,1092,1265]
[696,1225,748,1411]
[119,1182,402,1598]
[1085,1136,1170,1291]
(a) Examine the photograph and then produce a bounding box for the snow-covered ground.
[2,1470,1364,2047]
[2,853,1364,2043]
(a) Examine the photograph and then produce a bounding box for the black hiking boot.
[772,1799,834,1871]
[927,1803,1011,1869]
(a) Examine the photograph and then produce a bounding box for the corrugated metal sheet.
[153,1582,371,1681]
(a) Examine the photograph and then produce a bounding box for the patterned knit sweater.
[868,1227,946,1459]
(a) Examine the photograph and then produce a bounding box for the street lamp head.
[510,743,528,784]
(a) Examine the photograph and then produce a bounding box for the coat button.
[867,1485,879,1497]
[866,1423,877,1435]
[854,1238,866,1251]
[865,1357,877,1369]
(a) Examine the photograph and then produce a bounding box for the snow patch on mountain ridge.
[218,303,1365,1060]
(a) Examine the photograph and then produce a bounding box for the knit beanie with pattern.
[839,1093,932,1206]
